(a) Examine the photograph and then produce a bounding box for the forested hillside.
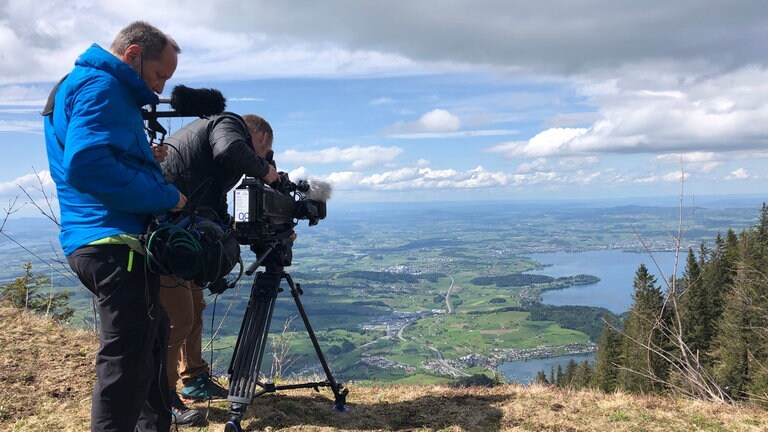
[544,204,768,405]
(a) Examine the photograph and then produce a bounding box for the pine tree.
[714,246,753,398]
[680,247,709,358]
[700,235,734,351]
[593,315,622,392]
[563,359,578,387]
[713,217,768,400]
[0,262,74,322]
[618,264,668,393]
[573,360,593,389]
[534,370,549,385]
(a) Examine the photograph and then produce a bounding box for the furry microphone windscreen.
[306,178,333,202]
[170,85,226,117]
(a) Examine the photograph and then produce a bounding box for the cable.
[145,222,205,281]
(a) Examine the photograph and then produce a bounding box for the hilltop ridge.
[2,303,768,431]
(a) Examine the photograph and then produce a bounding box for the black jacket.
[162,112,270,219]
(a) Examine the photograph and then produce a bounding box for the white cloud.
[725,168,750,180]
[486,65,768,158]
[417,109,461,132]
[516,158,548,174]
[558,157,599,171]
[0,120,43,133]
[488,128,588,158]
[655,153,722,173]
[0,84,49,106]
[0,1,765,87]
[287,166,309,181]
[228,97,265,102]
[0,170,54,196]
[309,163,709,193]
[360,166,510,190]
[632,175,659,184]
[387,129,517,139]
[662,171,689,182]
[370,97,394,105]
[656,152,717,163]
[324,171,365,189]
[383,109,462,135]
[277,145,403,170]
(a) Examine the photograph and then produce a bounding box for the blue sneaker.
[181,371,228,401]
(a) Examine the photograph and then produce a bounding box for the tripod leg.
[226,270,282,426]
[284,272,349,412]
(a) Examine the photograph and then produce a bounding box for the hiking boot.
[171,392,203,426]
[181,371,229,401]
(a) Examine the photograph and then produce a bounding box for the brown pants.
[158,276,209,389]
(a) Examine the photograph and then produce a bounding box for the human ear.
[123,44,142,65]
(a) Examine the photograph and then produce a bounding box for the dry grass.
[2,303,767,431]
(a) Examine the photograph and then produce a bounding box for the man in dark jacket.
[159,113,278,423]
[43,21,185,432]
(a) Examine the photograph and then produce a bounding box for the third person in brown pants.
[159,113,278,426]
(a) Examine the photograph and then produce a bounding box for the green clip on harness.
[87,234,145,272]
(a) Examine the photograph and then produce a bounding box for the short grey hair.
[110,21,180,61]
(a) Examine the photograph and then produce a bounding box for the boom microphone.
[167,85,226,117]
[144,85,227,139]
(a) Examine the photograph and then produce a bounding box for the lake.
[500,248,681,383]
[531,249,680,314]
[498,352,596,383]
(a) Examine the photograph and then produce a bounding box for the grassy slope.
[2,304,767,432]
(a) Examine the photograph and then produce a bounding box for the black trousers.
[68,244,171,432]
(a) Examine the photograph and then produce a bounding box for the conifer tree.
[724,229,740,266]
[573,360,593,389]
[593,315,622,392]
[714,249,753,398]
[714,217,768,400]
[563,359,578,387]
[680,247,708,357]
[618,264,668,393]
[0,262,74,322]
[700,235,734,351]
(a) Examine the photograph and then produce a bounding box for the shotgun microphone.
[143,85,227,140]
[161,85,226,117]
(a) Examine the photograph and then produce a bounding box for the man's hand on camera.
[263,165,279,184]
[152,143,168,163]
[171,192,187,212]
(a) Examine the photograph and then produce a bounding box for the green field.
[1,201,761,383]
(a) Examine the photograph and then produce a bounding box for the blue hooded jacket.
[44,44,180,255]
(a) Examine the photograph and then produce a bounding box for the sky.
[1,0,768,214]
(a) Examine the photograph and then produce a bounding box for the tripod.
[224,238,348,432]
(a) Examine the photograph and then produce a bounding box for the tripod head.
[243,234,295,277]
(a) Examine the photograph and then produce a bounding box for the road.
[445,275,455,314]
[426,344,470,377]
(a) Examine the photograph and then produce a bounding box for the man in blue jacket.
[43,21,186,432]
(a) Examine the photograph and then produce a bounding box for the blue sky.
[1,1,768,214]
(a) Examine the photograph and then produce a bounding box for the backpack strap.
[40,74,69,149]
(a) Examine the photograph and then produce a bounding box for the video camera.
[232,171,330,262]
